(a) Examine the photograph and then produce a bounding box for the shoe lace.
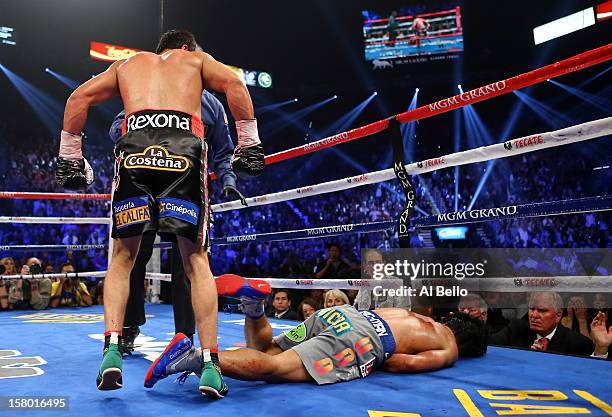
[174,371,192,385]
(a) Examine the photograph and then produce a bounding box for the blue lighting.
[548,79,611,113]
[45,67,79,90]
[0,63,64,134]
[260,95,338,136]
[257,98,300,115]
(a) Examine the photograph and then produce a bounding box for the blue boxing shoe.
[144,333,201,388]
[216,274,271,319]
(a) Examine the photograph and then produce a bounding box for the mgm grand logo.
[124,146,189,172]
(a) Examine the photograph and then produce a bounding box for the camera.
[29,264,42,275]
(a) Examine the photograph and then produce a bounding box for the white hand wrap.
[59,130,83,159]
[235,119,261,148]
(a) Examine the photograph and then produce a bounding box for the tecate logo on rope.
[296,186,314,194]
[347,174,369,184]
[503,134,544,151]
[417,157,445,169]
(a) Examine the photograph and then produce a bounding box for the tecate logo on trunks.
[124,146,189,172]
[126,113,191,131]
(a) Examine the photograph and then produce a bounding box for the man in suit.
[490,291,594,356]
[267,290,298,320]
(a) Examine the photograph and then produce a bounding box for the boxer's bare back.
[63,49,252,135]
[375,308,458,372]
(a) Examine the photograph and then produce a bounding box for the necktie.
[539,337,549,351]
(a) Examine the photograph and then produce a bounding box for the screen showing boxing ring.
[362,5,463,66]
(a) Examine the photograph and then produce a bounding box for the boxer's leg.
[219,348,311,383]
[121,229,156,354]
[97,235,141,390]
[244,315,283,355]
[176,236,228,398]
[104,236,142,333]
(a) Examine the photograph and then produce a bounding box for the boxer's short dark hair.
[441,312,489,357]
[156,29,197,54]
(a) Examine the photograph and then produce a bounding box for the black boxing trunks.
[111,110,210,248]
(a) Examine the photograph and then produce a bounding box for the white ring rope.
[2,271,608,293]
[213,117,612,212]
[0,271,107,280]
[2,118,608,226]
[0,217,111,225]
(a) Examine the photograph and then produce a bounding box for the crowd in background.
[1,127,609,277]
[1,120,610,359]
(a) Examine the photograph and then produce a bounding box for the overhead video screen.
[363,6,463,67]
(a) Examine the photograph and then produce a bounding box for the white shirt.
[536,326,557,342]
[275,309,289,319]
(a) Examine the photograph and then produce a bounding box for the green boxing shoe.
[199,361,228,399]
[96,344,123,390]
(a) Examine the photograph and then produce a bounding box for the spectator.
[0,257,16,309]
[297,297,317,321]
[490,292,594,356]
[309,289,325,309]
[267,290,297,320]
[7,257,51,310]
[314,243,349,279]
[324,289,349,308]
[345,289,358,305]
[354,249,411,310]
[590,311,611,359]
[482,292,509,333]
[49,263,93,307]
[458,293,488,322]
[560,295,590,338]
[26,257,52,310]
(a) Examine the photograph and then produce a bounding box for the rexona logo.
[0,350,47,379]
[126,113,191,131]
[124,146,189,172]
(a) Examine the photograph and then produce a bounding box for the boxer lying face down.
[145,275,488,388]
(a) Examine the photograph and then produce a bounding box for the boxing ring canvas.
[1,304,610,417]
